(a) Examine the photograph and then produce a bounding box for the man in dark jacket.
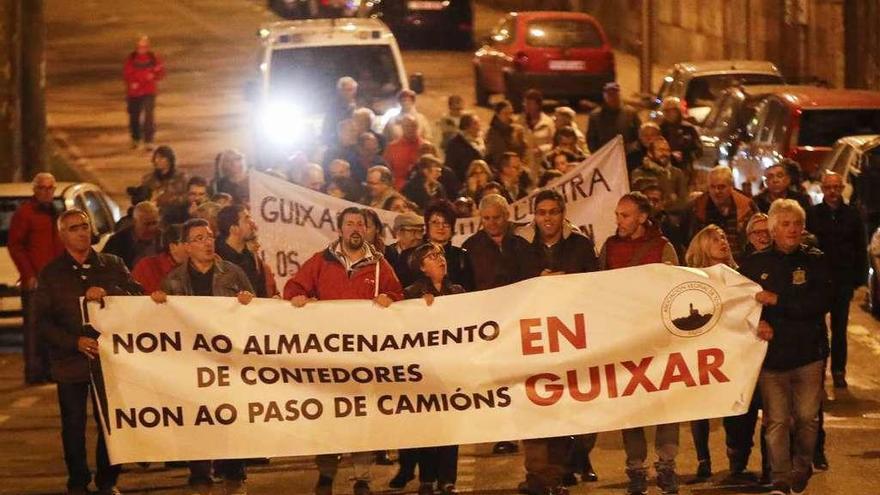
[685,165,758,261]
[753,161,812,214]
[322,76,359,145]
[385,212,425,269]
[462,193,521,291]
[586,82,641,159]
[102,201,161,268]
[151,218,254,495]
[9,172,64,383]
[284,207,403,495]
[36,208,143,495]
[658,97,701,178]
[807,172,866,388]
[740,199,830,495]
[513,189,599,495]
[444,112,485,183]
[215,204,267,298]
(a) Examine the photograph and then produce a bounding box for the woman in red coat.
[123,36,165,149]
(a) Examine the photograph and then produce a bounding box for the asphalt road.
[2,0,876,494]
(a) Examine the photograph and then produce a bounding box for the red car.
[473,11,615,109]
[731,85,880,194]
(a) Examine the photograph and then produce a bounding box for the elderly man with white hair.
[8,172,65,384]
[102,201,162,268]
[685,165,757,260]
[322,76,360,145]
[739,198,830,495]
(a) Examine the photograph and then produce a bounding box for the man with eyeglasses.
[102,201,162,268]
[9,172,65,384]
[151,218,255,495]
[385,212,425,268]
[807,171,867,391]
[35,208,143,495]
[512,189,599,495]
[754,161,812,214]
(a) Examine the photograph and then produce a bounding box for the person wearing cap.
[659,97,702,181]
[403,154,449,210]
[553,106,587,151]
[385,212,425,268]
[586,82,641,159]
[384,89,432,142]
[123,35,165,150]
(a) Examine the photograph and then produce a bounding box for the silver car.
[652,60,785,125]
[0,182,120,325]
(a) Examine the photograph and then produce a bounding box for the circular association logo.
[661,281,722,337]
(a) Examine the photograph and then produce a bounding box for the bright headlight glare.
[261,100,301,145]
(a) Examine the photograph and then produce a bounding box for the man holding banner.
[513,189,599,495]
[600,192,680,495]
[283,206,403,495]
[36,208,144,495]
[152,218,256,495]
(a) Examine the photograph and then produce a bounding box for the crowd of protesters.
[6,65,871,495]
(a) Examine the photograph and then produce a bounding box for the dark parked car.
[371,0,474,50]
[473,11,615,109]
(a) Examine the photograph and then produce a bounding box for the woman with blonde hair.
[685,224,768,483]
[685,224,737,270]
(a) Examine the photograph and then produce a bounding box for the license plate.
[549,60,586,71]
[408,1,445,10]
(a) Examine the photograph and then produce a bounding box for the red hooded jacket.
[123,51,165,98]
[283,243,403,302]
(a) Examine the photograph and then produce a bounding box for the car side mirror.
[244,80,257,102]
[409,73,425,94]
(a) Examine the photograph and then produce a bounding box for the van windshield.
[269,45,401,113]
[798,109,880,147]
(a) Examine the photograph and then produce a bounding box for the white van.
[252,18,423,165]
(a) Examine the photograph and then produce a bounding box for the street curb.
[49,129,108,190]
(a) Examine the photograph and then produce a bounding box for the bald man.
[102,201,162,268]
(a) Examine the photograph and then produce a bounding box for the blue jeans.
[759,360,824,488]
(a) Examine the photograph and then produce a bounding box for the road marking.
[456,443,476,492]
[10,396,38,408]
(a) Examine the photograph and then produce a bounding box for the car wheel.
[474,67,489,107]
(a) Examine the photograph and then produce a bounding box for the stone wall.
[479,0,875,90]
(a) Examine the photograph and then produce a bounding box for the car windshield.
[525,20,602,48]
[685,73,783,108]
[268,45,401,113]
[798,109,880,147]
[0,197,65,246]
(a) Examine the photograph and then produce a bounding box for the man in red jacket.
[123,36,165,150]
[8,172,64,384]
[599,192,679,495]
[284,206,402,495]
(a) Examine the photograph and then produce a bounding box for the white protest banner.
[91,264,765,463]
[251,137,628,291]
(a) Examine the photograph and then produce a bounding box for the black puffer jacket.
[739,244,831,371]
[36,250,143,383]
